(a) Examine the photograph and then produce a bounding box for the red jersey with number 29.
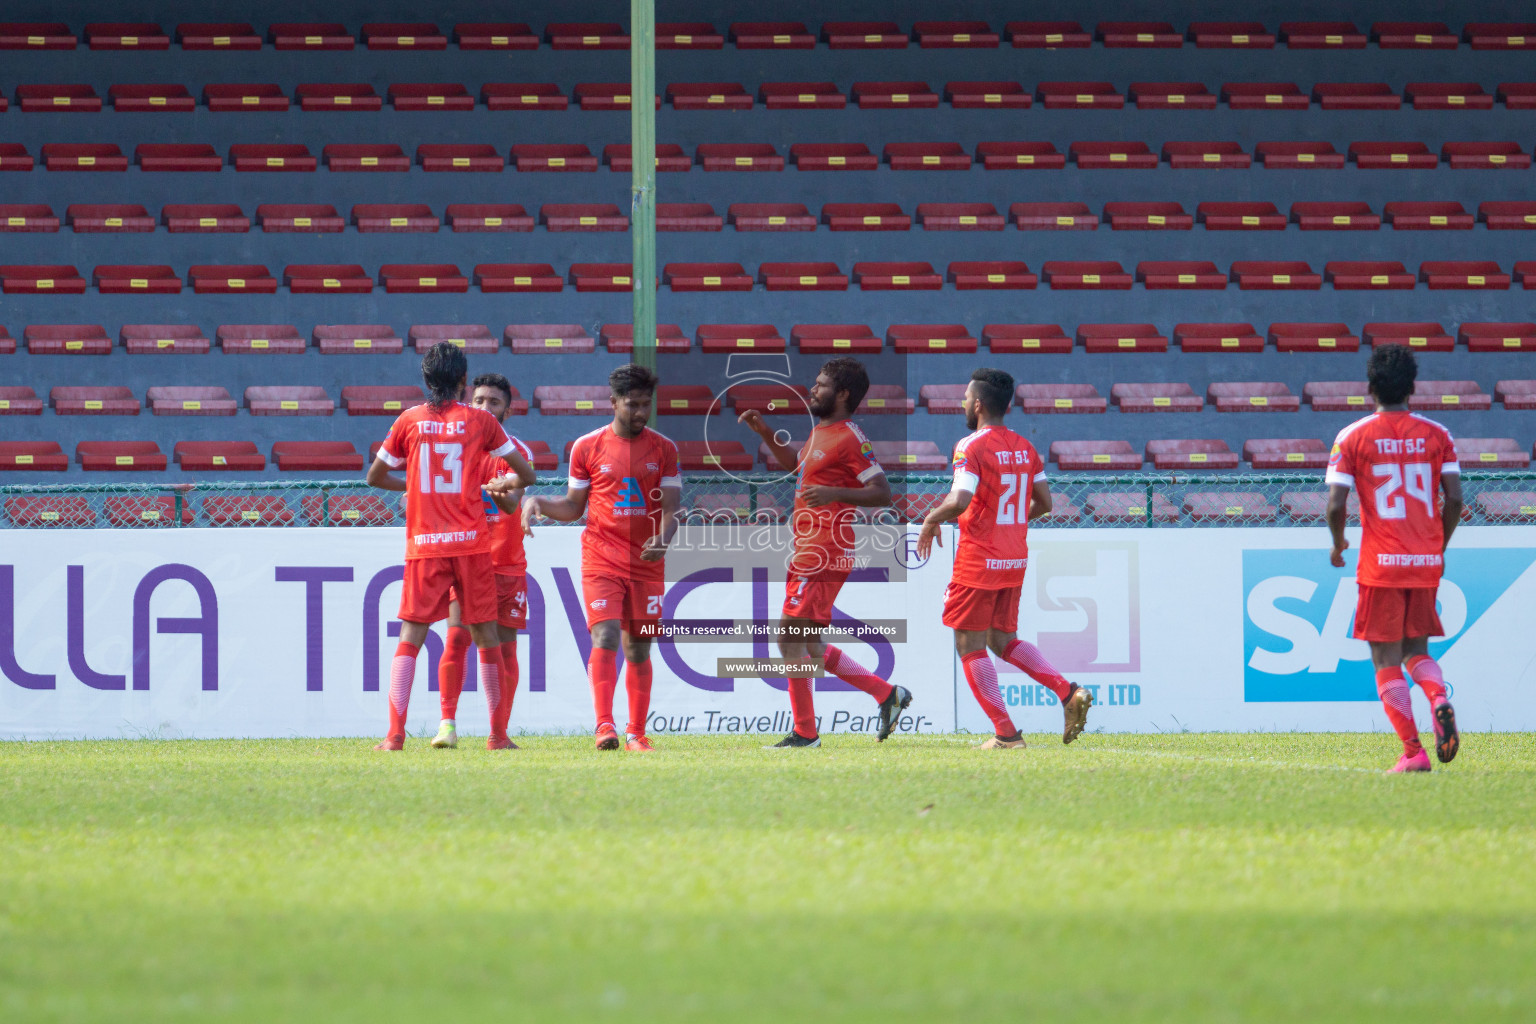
[1325,411,1460,588]
[949,426,1046,589]
[377,402,514,559]
[569,425,680,582]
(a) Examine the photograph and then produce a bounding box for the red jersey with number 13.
[377,402,514,559]
[1325,411,1460,588]
[949,426,1046,589]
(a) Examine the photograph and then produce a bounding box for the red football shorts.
[942,583,1022,633]
[583,573,664,630]
[453,573,528,630]
[781,570,849,626]
[400,553,497,625]
[1352,585,1444,642]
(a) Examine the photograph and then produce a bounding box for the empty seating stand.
[667,83,752,109]
[697,324,785,354]
[110,84,194,111]
[665,263,752,291]
[230,145,316,172]
[1164,142,1250,169]
[1112,384,1203,413]
[447,204,533,232]
[1350,143,1435,169]
[1325,261,1414,289]
[1052,442,1140,471]
[175,442,265,471]
[1281,22,1367,47]
[190,265,277,294]
[1496,381,1536,408]
[25,325,110,353]
[759,262,848,291]
[543,204,627,232]
[1421,262,1510,289]
[260,204,344,232]
[1071,142,1156,168]
[919,204,1003,230]
[1077,324,1168,352]
[270,24,354,50]
[1008,21,1091,47]
[604,144,691,172]
[1013,203,1097,229]
[3,266,87,294]
[1363,323,1454,351]
[656,23,723,49]
[273,443,364,472]
[1409,382,1492,412]
[574,84,656,111]
[314,324,402,354]
[949,262,1035,289]
[1138,262,1224,289]
[1208,382,1300,412]
[78,442,167,472]
[285,264,371,293]
[1232,261,1321,290]
[916,21,998,47]
[657,204,721,231]
[1199,202,1284,229]
[602,324,690,353]
[978,142,1065,170]
[163,204,248,232]
[0,205,57,231]
[483,84,567,111]
[1374,21,1456,48]
[1222,82,1308,109]
[790,144,873,171]
[342,387,426,415]
[147,386,236,416]
[1106,202,1191,230]
[479,264,563,292]
[1256,142,1343,168]
[86,22,169,48]
[52,386,139,415]
[1043,261,1132,289]
[1190,22,1274,47]
[409,325,497,354]
[884,143,968,170]
[985,324,1073,353]
[68,204,154,232]
[20,84,102,111]
[1409,83,1494,109]
[793,325,881,354]
[547,22,628,49]
[1443,143,1530,169]
[1245,439,1329,469]
[0,386,43,414]
[505,325,595,355]
[698,144,782,171]
[1385,202,1473,229]
[1456,439,1531,469]
[1038,82,1123,108]
[854,262,942,290]
[1131,82,1215,108]
[945,82,1028,108]
[327,145,410,172]
[920,385,965,413]
[389,83,473,110]
[535,386,612,415]
[1314,83,1400,109]
[0,443,70,473]
[731,22,814,48]
[1463,323,1536,352]
[824,203,909,231]
[94,265,181,294]
[362,23,447,49]
[43,145,128,171]
[886,324,977,353]
[380,265,467,293]
[0,23,76,49]
[203,84,287,111]
[122,324,209,354]
[1271,323,1360,352]
[350,204,438,232]
[219,325,305,353]
[1019,384,1107,414]
[296,84,380,110]
[1183,492,1277,523]
[178,22,261,49]
[1147,440,1239,470]
[1292,202,1379,230]
[762,83,846,109]
[852,81,938,108]
[1304,382,1372,411]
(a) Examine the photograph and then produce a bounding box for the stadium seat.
[362,23,446,49]
[677,441,752,471]
[1363,323,1455,351]
[18,84,102,111]
[121,324,209,354]
[854,262,942,290]
[520,441,559,470]
[792,325,881,354]
[655,386,716,415]
[1105,202,1192,229]
[203,84,287,111]
[541,203,627,232]
[919,385,965,413]
[657,204,722,231]
[886,324,975,353]
[1208,382,1299,412]
[244,386,331,414]
[761,83,846,109]
[1189,22,1275,47]
[1255,142,1343,168]
[388,83,473,110]
[94,266,182,294]
[478,264,563,292]
[1281,21,1366,47]
[1474,493,1536,522]
[259,204,344,233]
[601,324,690,353]
[409,325,496,354]
[1304,381,1372,411]
[1099,20,1180,46]
[178,22,260,49]
[1051,441,1139,470]
[269,22,352,49]
[0,442,69,472]
[1175,323,1265,352]
[822,21,906,48]
[0,204,58,231]
[0,23,75,48]
[147,386,235,416]
[1018,384,1107,414]
[1373,21,1456,48]
[1421,262,1510,289]
[302,495,399,527]
[1231,261,1321,290]
[1244,439,1329,469]
[1163,141,1250,168]
[978,142,1065,170]
[1314,82,1400,109]
[884,143,969,170]
[313,325,402,355]
[109,83,194,111]
[1038,81,1123,108]
[482,83,567,111]
[202,495,295,526]
[1466,23,1536,48]
[174,441,265,471]
[42,144,127,171]
[1112,384,1203,413]
[295,83,380,110]
[1272,323,1361,352]
[656,23,723,48]
[666,82,752,109]
[873,442,946,472]
[230,144,316,172]
[1183,492,1277,523]
[860,387,913,414]
[4,495,95,526]
[512,144,597,171]
[85,21,168,48]
[985,324,1073,353]
[823,203,909,231]
[1410,381,1492,411]
[505,324,595,355]
[1007,21,1091,47]
[1131,82,1216,108]
[1463,323,1536,352]
[446,204,532,231]
[285,264,371,293]
[536,386,617,415]
[341,386,425,416]
[272,442,365,471]
[1498,83,1536,108]
[1441,142,1531,169]
[1077,323,1169,352]
[1011,202,1097,229]
[1496,381,1536,409]
[945,81,1028,108]
[1325,261,1414,289]
[759,262,848,291]
[1349,142,1436,169]
[948,262,1036,289]
[352,204,437,233]
[915,21,999,47]
[0,327,10,354]
[162,204,248,232]
[1070,142,1156,168]
[78,441,166,471]
[1085,492,1178,523]
[1198,202,1284,229]
[603,144,691,172]
[1385,202,1473,229]
[1456,438,1531,469]
[1519,263,1536,288]
[1042,261,1132,289]
[326,145,410,172]
[1291,201,1379,230]
[665,263,752,291]
[189,265,276,294]
[547,22,628,49]
[852,82,938,108]
[67,204,154,232]
[380,265,467,294]
[1407,82,1494,109]
[24,324,110,353]
[4,265,86,294]
[697,143,783,171]
[1147,439,1239,470]
[573,84,656,110]
[697,324,785,353]
[785,145,870,174]
[224,326,306,355]
[0,386,42,414]
[1222,82,1308,109]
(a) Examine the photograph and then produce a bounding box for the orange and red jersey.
[474,437,534,575]
[789,420,884,575]
[378,402,514,559]
[1326,411,1460,588]
[949,426,1046,589]
[569,425,680,582]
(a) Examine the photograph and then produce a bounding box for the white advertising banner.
[2,525,1533,740]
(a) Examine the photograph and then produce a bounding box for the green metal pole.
[630,0,656,372]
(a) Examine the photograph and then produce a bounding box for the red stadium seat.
[1099,20,1181,46]
[886,325,976,353]
[1222,82,1308,109]
[977,142,1065,170]
[1231,261,1321,290]
[245,386,333,415]
[697,324,785,354]
[547,22,628,49]
[1349,142,1435,169]
[1314,82,1400,109]
[666,82,752,109]
[6,496,95,525]
[1112,383,1203,413]
[325,145,410,172]
[1042,261,1132,289]
[916,22,999,47]
[1183,492,1277,523]
[380,265,467,294]
[1466,24,1536,48]
[985,324,1073,353]
[1038,81,1123,108]
[302,495,399,527]
[657,203,722,231]
[1291,201,1378,230]
[873,443,947,472]
[352,204,437,232]
[67,204,154,232]
[1198,202,1284,229]
[24,324,110,353]
[476,264,562,292]
[1052,441,1141,471]
[948,262,1036,289]
[1463,323,1536,352]
[1007,21,1091,47]
[1409,382,1492,412]
[1255,141,1343,168]
[1384,202,1473,229]
[854,262,942,290]
[536,386,616,415]
[110,83,194,111]
[0,204,58,231]
[174,441,265,471]
[1475,493,1536,522]
[1420,262,1510,289]
[852,81,938,108]
[1011,202,1097,229]
[85,22,168,48]
[541,203,627,231]
[884,143,968,170]
[1163,141,1251,168]
[823,203,909,231]
[1325,261,1414,289]
[665,263,751,291]
[259,204,344,233]
[1105,202,1192,229]
[1373,21,1456,48]
[1077,323,1169,352]
[759,262,848,291]
[1441,142,1530,169]
[121,324,208,354]
[1131,82,1215,108]
[273,442,365,471]
[1175,323,1265,352]
[1304,381,1372,411]
[677,441,753,471]
[1271,323,1360,352]
[1496,381,1536,409]
[656,386,715,415]
[295,83,379,110]
[0,442,69,472]
[388,83,473,111]
[656,23,723,49]
[482,83,567,111]
[1070,142,1156,168]
[512,144,597,171]
[285,264,371,293]
[1362,323,1454,351]
[944,82,1028,108]
[147,386,236,416]
[0,326,10,353]
[1407,83,1494,109]
[1190,22,1275,47]
[1018,384,1107,414]
[1519,262,1536,288]
[1147,439,1238,470]
[202,496,295,526]
[342,386,426,416]
[573,84,656,111]
[1086,492,1178,523]
[189,265,277,294]
[792,325,881,354]
[0,386,41,414]
[603,144,691,172]
[823,21,906,48]
[1281,21,1366,47]
[731,203,815,231]
[42,144,127,171]
[0,23,76,49]
[178,22,261,49]
[446,204,532,231]
[203,84,287,111]
[761,83,846,110]
[312,324,401,355]
[78,441,165,471]
[697,143,782,171]
[1498,83,1536,108]
[269,22,352,48]
[362,23,446,49]
[409,325,496,354]
[162,204,248,232]
[1244,439,1329,469]
[920,385,965,413]
[19,84,101,111]
[861,387,913,414]
[93,265,182,294]
[601,324,690,353]
[520,441,559,470]
[1455,438,1531,469]
[1208,382,1299,412]
[505,324,595,355]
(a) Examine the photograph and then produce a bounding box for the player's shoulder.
[642,425,678,454]
[1333,412,1379,446]
[1409,412,1456,443]
[841,419,871,445]
[953,426,989,455]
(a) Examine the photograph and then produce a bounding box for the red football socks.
[823,645,894,703]
[438,626,472,720]
[962,650,1016,736]
[1403,654,1448,705]
[787,677,818,739]
[477,647,501,728]
[1376,666,1423,755]
[589,647,619,728]
[492,641,519,738]
[1000,639,1073,702]
[386,640,420,740]
[626,659,653,737]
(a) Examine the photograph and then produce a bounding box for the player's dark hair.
[471,372,512,403]
[819,357,870,413]
[970,368,1014,417]
[609,363,658,397]
[421,342,468,408]
[1367,344,1417,406]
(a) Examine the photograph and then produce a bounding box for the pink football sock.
[962,650,1017,737]
[1403,654,1448,705]
[1000,639,1072,702]
[1376,667,1423,756]
[823,645,894,703]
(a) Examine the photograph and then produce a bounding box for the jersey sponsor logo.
[589,598,608,610]
[859,440,874,460]
[614,476,646,510]
[1023,541,1139,673]
[1242,548,1535,701]
[411,529,479,546]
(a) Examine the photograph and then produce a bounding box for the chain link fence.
[2,473,1534,528]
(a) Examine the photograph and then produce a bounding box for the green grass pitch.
[2,732,1534,1022]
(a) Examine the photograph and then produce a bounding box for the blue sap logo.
[1242,548,1535,702]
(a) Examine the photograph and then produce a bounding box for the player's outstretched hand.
[520,498,539,537]
[915,518,943,560]
[737,408,768,436]
[1330,537,1349,567]
[640,532,667,561]
[800,485,833,507]
[484,475,518,495]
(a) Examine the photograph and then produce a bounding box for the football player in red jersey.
[366,344,537,750]
[916,369,1093,748]
[433,374,536,751]
[738,357,911,748]
[522,365,681,752]
[1326,345,1463,772]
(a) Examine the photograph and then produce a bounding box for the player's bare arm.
[486,448,537,492]
[1326,484,1351,567]
[522,484,590,535]
[365,456,407,492]
[800,475,891,509]
[1441,473,1464,551]
[1025,478,1053,521]
[738,409,799,472]
[640,485,683,561]
[489,488,523,516]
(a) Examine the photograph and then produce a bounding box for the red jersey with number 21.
[950,426,1046,589]
[377,402,514,559]
[1325,411,1459,588]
